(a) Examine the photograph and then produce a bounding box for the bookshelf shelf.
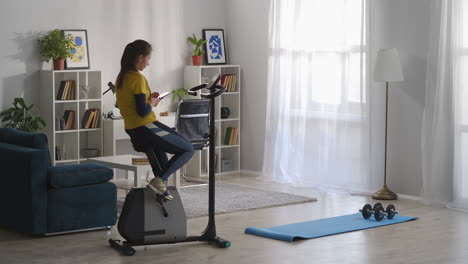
[79,99,101,102]
[217,145,240,149]
[184,65,241,178]
[80,128,102,132]
[39,70,103,166]
[55,129,79,134]
[219,118,240,122]
[55,100,79,103]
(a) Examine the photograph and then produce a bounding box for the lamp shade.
[373,48,404,82]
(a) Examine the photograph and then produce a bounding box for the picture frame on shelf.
[202,29,227,65]
[63,29,90,69]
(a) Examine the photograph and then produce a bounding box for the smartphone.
[158,92,171,99]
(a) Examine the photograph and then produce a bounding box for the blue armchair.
[0,128,117,235]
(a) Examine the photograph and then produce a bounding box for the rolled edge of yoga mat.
[245,227,299,242]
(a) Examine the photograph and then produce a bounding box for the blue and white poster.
[203,29,227,64]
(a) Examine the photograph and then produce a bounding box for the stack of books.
[220,74,237,92]
[57,110,75,130]
[223,127,239,145]
[81,109,101,129]
[56,80,76,100]
[132,157,150,165]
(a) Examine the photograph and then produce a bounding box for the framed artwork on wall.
[202,29,227,65]
[63,29,90,69]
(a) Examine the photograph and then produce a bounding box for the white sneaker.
[148,177,173,200]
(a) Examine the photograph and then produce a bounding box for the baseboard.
[397,193,421,201]
[222,172,423,202]
[240,170,263,178]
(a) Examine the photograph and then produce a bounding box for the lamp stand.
[372,81,398,200]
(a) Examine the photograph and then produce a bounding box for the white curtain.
[263,0,375,193]
[422,0,468,209]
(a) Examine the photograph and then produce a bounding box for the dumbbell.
[360,203,385,221]
[374,203,399,220]
[360,203,399,221]
[383,204,398,219]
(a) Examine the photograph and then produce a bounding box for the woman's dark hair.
[116,39,152,88]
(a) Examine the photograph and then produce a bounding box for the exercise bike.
[109,75,230,256]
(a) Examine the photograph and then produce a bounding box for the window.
[273,0,367,111]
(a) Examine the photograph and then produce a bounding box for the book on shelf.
[56,80,76,100]
[81,109,100,129]
[224,127,232,145]
[92,109,100,128]
[55,146,61,160]
[223,127,239,145]
[85,110,95,129]
[81,109,91,128]
[61,110,75,130]
[230,127,238,145]
[220,74,237,92]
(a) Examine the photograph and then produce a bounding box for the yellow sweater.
[116,71,156,129]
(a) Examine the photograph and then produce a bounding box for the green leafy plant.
[0,98,46,132]
[171,88,188,102]
[37,29,75,61]
[187,34,206,56]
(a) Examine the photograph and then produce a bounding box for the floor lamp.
[372,48,404,200]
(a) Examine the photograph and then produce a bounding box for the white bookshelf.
[183,65,241,178]
[39,70,103,166]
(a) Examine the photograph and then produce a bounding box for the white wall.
[183,0,226,65]
[225,0,270,175]
[0,0,225,112]
[225,0,430,196]
[371,0,429,196]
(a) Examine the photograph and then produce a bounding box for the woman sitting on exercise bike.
[115,39,194,200]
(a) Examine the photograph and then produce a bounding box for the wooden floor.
[1,175,467,264]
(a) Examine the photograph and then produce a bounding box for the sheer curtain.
[422,0,468,209]
[263,0,375,192]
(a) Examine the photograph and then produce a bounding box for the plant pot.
[53,58,65,70]
[192,56,202,66]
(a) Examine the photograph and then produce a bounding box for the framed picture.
[202,29,227,65]
[63,29,90,69]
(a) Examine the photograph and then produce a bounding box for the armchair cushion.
[48,163,113,188]
[0,128,48,151]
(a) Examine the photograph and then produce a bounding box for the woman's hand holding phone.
[149,91,169,107]
[150,92,160,99]
[149,97,160,107]
[157,92,171,99]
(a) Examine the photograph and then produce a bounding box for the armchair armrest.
[48,163,113,188]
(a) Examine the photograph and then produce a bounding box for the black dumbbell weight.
[360,204,373,219]
[373,205,385,221]
[373,202,383,210]
[385,204,398,219]
[373,204,399,221]
[359,203,386,221]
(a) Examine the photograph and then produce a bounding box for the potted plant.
[171,87,188,103]
[37,29,75,70]
[187,34,206,66]
[0,98,46,132]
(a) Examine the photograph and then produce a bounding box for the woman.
[115,39,194,200]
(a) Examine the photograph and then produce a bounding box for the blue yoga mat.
[245,213,417,242]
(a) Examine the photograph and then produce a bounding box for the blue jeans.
[125,121,194,181]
